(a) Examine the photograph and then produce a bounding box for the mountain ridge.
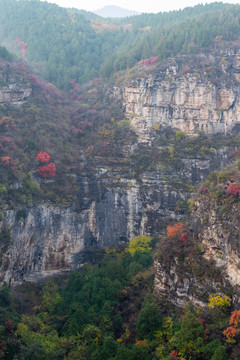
[93,5,141,18]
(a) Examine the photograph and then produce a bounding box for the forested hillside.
[0,43,239,358]
[1,1,240,359]
[1,1,240,88]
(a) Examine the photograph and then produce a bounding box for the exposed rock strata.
[0,53,239,285]
[154,259,224,308]
[0,146,235,285]
[114,51,240,141]
[0,61,31,105]
[154,177,240,307]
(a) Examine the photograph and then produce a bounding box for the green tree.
[211,345,229,360]
[136,295,163,340]
[172,307,205,359]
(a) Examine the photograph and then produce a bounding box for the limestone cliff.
[115,48,240,142]
[0,154,225,285]
[0,60,31,105]
[0,52,239,285]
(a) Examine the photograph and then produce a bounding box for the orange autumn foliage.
[230,310,240,328]
[223,326,238,338]
[167,223,184,239]
[0,156,10,165]
[223,310,240,338]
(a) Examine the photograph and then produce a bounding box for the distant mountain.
[93,5,141,18]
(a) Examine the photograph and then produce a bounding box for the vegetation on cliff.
[1,1,240,359]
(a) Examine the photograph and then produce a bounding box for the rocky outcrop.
[154,166,240,307]
[0,60,31,105]
[189,193,240,292]
[154,259,225,308]
[114,50,240,142]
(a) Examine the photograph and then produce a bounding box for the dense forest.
[1,1,240,88]
[0,227,237,360]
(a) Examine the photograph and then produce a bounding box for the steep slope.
[154,161,240,308]
[0,47,239,284]
[114,42,240,141]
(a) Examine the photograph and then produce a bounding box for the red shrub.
[169,350,179,359]
[199,186,208,194]
[138,56,158,67]
[0,156,10,166]
[37,163,56,178]
[230,310,240,328]
[180,232,188,243]
[36,151,51,163]
[226,183,240,198]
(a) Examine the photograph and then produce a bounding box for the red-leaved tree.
[167,223,184,239]
[36,151,56,178]
[36,151,51,163]
[223,310,240,338]
[37,163,56,178]
[226,183,240,198]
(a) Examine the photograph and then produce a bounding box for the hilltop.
[0,1,239,88]
[93,5,141,18]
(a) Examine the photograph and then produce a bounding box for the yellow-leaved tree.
[126,235,153,256]
[208,293,230,309]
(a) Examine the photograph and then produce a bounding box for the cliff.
[0,151,231,285]
[0,52,239,285]
[0,60,31,105]
[114,46,240,142]
[189,166,240,291]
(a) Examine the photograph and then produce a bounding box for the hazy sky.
[42,0,240,13]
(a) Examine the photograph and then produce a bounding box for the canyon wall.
[0,52,239,285]
[115,49,240,142]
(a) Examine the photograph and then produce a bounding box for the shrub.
[226,183,240,198]
[37,163,56,178]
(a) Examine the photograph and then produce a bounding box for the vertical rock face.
[114,52,240,142]
[0,146,236,285]
[0,52,239,285]
[189,197,240,291]
[154,259,224,308]
[0,179,181,284]
[0,61,31,105]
